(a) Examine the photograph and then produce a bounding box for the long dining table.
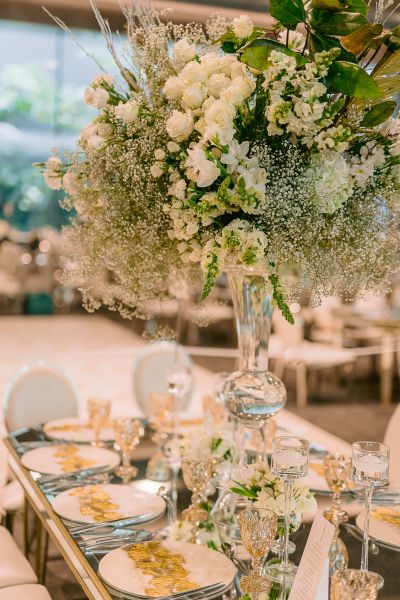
[1,315,399,599]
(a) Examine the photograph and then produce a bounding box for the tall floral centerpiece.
[38,1,400,403]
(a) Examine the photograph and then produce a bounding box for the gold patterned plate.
[44,417,115,443]
[21,444,120,475]
[98,540,236,599]
[51,484,165,524]
[356,505,400,548]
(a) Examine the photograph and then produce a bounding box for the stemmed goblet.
[351,441,389,589]
[182,457,213,541]
[238,507,278,595]
[265,436,309,585]
[87,398,111,447]
[114,418,144,484]
[323,453,351,524]
[331,569,380,600]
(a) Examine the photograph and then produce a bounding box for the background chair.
[3,361,78,432]
[383,402,400,486]
[0,584,51,599]
[133,342,192,417]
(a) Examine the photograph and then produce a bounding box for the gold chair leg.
[24,496,30,557]
[39,529,49,585]
[35,516,43,577]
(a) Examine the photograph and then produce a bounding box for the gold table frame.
[4,437,113,600]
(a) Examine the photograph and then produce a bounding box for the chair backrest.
[384,403,400,485]
[3,361,78,432]
[133,342,192,417]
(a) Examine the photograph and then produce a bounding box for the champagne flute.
[351,441,389,589]
[265,436,309,585]
[323,453,351,524]
[331,569,380,600]
[238,507,278,594]
[87,398,111,447]
[114,418,143,484]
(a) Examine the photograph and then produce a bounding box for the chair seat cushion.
[0,527,37,587]
[0,585,51,599]
[3,481,24,513]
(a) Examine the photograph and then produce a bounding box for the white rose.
[150,163,164,178]
[155,149,166,160]
[182,83,204,109]
[207,73,231,98]
[220,76,255,106]
[166,110,194,141]
[163,76,185,100]
[169,179,187,200]
[87,134,105,149]
[173,38,197,63]
[96,122,113,138]
[204,99,236,143]
[62,171,79,195]
[232,15,254,39]
[93,72,114,86]
[167,141,180,153]
[180,61,206,85]
[277,30,306,51]
[91,88,110,109]
[230,60,249,79]
[83,86,94,105]
[114,100,139,123]
[44,171,62,190]
[200,53,221,76]
[81,122,98,140]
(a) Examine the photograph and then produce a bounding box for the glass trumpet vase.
[223,267,287,464]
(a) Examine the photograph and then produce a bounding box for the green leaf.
[361,100,397,127]
[327,61,382,98]
[269,0,306,29]
[341,24,383,54]
[310,31,357,62]
[312,0,349,11]
[311,9,368,35]
[346,0,369,16]
[230,486,256,498]
[241,38,307,71]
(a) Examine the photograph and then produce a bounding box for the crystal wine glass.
[165,364,193,520]
[182,457,213,541]
[265,436,309,585]
[87,398,111,447]
[323,453,351,524]
[114,418,143,484]
[351,441,389,588]
[238,507,278,595]
[331,569,380,600]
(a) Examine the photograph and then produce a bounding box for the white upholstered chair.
[0,585,51,599]
[384,403,400,485]
[0,526,37,588]
[3,361,78,432]
[133,342,192,417]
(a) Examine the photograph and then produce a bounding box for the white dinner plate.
[356,505,400,548]
[21,444,120,475]
[98,540,236,598]
[44,417,115,443]
[51,484,165,524]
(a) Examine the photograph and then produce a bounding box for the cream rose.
[220,76,255,106]
[180,61,206,86]
[93,73,114,86]
[173,38,196,63]
[200,53,221,76]
[207,73,231,98]
[91,88,110,109]
[166,110,194,141]
[182,83,204,109]
[163,76,185,100]
[114,100,139,123]
[204,99,236,143]
[62,171,79,195]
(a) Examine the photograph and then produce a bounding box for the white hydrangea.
[308,152,353,213]
[232,15,254,39]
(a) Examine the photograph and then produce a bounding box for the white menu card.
[288,512,335,600]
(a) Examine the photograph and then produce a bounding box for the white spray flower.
[232,15,254,39]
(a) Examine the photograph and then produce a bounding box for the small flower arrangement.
[171,428,236,463]
[228,463,317,518]
[37,1,400,320]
